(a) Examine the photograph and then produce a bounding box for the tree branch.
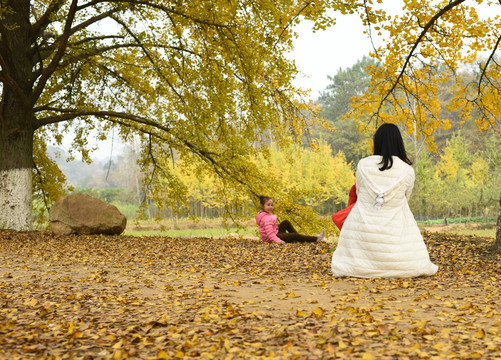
[32,0,65,39]
[0,55,30,106]
[78,0,228,27]
[33,7,121,70]
[376,0,466,117]
[69,8,121,37]
[363,0,381,57]
[34,108,171,132]
[477,33,501,97]
[274,2,312,47]
[33,0,79,102]
[109,14,186,104]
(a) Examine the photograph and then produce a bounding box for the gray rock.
[49,193,127,235]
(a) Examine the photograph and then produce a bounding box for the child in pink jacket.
[256,196,325,244]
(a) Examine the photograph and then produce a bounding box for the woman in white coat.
[331,123,438,278]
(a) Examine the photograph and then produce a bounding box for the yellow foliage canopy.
[0,1,362,229]
[349,0,500,150]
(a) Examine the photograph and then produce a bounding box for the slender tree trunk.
[495,193,501,254]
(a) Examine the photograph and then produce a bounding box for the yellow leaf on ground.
[474,329,486,338]
[67,321,75,335]
[296,310,307,317]
[312,307,324,317]
[433,342,447,350]
[25,298,38,306]
[224,338,231,352]
[112,340,123,349]
[71,331,84,339]
[157,350,169,359]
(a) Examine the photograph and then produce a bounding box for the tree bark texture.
[0,0,36,230]
[0,87,35,230]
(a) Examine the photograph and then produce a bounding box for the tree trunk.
[495,193,501,254]
[0,0,35,230]
[0,93,34,230]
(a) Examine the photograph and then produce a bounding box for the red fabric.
[332,185,357,231]
[348,184,357,206]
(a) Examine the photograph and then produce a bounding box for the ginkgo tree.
[348,0,501,250]
[0,0,361,231]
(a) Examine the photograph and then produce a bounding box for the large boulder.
[49,193,127,235]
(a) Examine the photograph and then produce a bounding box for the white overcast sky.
[289,13,373,99]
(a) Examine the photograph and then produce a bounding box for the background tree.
[317,56,376,164]
[407,149,442,219]
[349,0,501,250]
[435,133,475,221]
[254,140,355,217]
[0,0,358,231]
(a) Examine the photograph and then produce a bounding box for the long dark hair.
[373,123,412,171]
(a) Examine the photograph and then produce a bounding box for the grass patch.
[435,227,495,238]
[123,227,256,238]
[420,223,496,238]
[124,217,257,238]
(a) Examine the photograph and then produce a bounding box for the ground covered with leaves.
[0,230,500,359]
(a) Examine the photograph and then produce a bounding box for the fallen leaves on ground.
[0,230,500,359]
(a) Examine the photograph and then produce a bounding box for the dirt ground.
[0,230,500,359]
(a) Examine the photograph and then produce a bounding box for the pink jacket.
[256,211,284,243]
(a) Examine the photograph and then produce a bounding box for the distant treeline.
[70,131,499,224]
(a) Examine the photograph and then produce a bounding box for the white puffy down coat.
[331,155,438,278]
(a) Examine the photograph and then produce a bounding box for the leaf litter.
[0,230,499,359]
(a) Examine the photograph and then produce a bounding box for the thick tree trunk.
[495,193,501,254]
[0,0,36,230]
[0,169,33,230]
[0,92,34,230]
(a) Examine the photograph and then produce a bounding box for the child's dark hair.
[373,123,412,171]
[259,196,272,205]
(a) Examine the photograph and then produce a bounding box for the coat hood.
[256,211,269,225]
[357,156,410,195]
